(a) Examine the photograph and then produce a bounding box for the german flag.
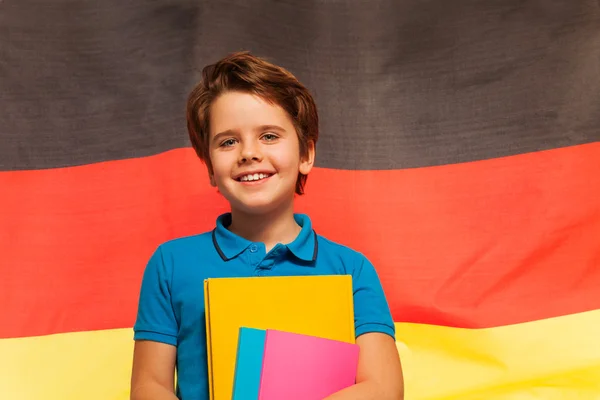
[1,1,599,399]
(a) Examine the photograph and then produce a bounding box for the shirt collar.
[286,214,318,262]
[212,213,318,262]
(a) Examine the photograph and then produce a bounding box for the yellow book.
[204,274,355,400]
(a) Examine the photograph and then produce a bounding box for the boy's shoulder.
[314,232,370,264]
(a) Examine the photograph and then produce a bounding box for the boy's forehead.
[210,92,293,136]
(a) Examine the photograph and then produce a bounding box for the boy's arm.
[130,340,178,400]
[324,332,404,400]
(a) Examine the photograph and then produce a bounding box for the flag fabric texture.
[1,1,599,399]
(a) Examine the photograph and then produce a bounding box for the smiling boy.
[130,51,404,400]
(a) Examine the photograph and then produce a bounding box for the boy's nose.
[239,142,262,163]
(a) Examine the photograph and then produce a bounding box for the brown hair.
[186,51,319,195]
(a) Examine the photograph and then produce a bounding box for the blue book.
[232,327,267,400]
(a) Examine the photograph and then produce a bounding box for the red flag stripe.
[1,142,599,338]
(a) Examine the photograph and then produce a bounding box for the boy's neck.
[228,203,301,253]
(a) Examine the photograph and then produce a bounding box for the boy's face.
[208,91,314,215]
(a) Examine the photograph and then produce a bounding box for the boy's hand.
[324,332,404,400]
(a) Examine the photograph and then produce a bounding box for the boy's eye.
[220,138,237,147]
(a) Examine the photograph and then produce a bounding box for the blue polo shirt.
[133,213,395,400]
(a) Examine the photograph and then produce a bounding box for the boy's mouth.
[236,173,273,182]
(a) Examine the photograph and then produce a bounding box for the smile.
[237,173,273,182]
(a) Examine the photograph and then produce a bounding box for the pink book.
[258,329,360,400]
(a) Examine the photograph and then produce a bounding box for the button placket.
[248,243,265,269]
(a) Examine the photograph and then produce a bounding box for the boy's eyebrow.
[212,129,236,143]
[256,124,286,133]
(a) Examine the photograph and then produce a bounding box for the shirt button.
[250,245,257,253]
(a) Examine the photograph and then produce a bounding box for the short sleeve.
[133,246,178,346]
[352,254,396,340]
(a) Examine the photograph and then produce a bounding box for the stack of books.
[203,275,360,400]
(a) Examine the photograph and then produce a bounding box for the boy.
[130,51,404,400]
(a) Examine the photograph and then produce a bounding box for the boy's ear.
[299,140,316,175]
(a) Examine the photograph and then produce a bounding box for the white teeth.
[239,173,271,182]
